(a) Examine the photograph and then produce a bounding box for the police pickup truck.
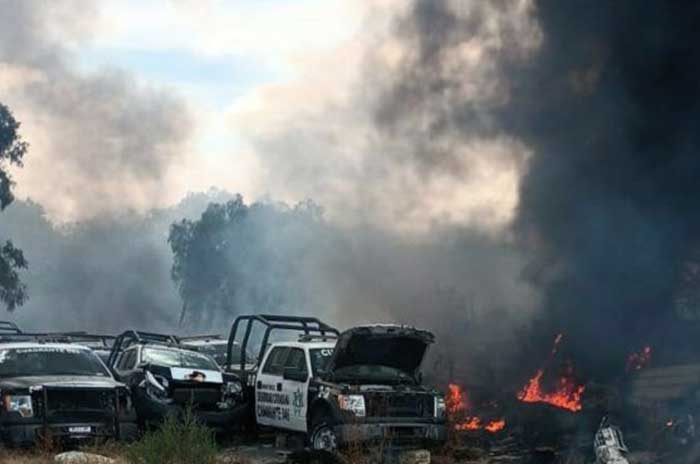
[225,315,447,452]
[107,330,246,432]
[0,322,137,447]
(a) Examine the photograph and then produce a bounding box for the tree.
[168,196,327,327]
[0,103,28,311]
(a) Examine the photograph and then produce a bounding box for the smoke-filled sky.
[3,0,697,382]
[0,0,525,232]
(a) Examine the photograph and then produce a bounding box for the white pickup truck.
[225,315,447,452]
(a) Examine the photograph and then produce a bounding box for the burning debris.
[517,367,585,412]
[517,334,586,412]
[446,383,506,433]
[626,346,653,372]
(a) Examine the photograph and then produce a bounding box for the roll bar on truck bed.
[226,314,339,372]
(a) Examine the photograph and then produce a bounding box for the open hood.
[327,325,435,377]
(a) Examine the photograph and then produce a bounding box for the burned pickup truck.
[107,330,246,431]
[0,339,137,447]
[226,315,447,451]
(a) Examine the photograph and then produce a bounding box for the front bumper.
[0,420,138,447]
[135,396,249,431]
[334,422,447,447]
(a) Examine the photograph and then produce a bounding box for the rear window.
[0,347,111,377]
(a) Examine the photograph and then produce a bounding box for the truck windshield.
[332,364,415,384]
[309,348,334,376]
[0,347,111,377]
[142,347,219,370]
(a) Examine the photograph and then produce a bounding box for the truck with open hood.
[225,315,447,451]
[106,330,246,432]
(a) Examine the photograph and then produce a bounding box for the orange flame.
[626,346,652,372]
[447,383,506,433]
[516,334,585,412]
[485,419,506,433]
[517,368,585,412]
[455,416,482,431]
[447,383,468,413]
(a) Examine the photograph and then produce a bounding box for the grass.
[125,411,218,464]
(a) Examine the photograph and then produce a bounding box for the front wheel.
[309,421,339,452]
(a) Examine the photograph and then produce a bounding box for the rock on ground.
[54,451,116,464]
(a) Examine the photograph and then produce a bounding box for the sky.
[1,0,524,234]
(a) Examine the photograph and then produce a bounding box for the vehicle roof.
[181,339,232,346]
[269,341,336,350]
[0,342,92,351]
[136,343,212,355]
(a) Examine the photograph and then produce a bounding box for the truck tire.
[309,418,339,452]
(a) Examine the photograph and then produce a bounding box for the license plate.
[68,426,92,434]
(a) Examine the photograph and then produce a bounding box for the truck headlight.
[434,396,446,419]
[219,381,243,410]
[224,381,242,396]
[338,394,365,417]
[4,395,34,418]
[140,371,172,403]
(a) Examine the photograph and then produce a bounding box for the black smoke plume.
[378,0,700,376]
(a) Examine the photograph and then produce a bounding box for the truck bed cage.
[107,330,181,367]
[179,334,223,342]
[226,314,339,370]
[44,332,116,347]
[0,330,116,346]
[0,321,22,334]
[298,333,338,342]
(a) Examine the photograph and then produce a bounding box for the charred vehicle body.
[107,330,246,431]
[226,315,447,451]
[0,339,137,447]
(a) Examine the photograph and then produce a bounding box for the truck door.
[280,348,310,432]
[255,346,293,429]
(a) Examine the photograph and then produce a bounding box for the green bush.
[125,411,218,464]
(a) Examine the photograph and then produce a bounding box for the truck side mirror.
[283,367,308,383]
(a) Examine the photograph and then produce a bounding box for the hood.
[327,325,435,376]
[146,364,224,384]
[0,375,122,391]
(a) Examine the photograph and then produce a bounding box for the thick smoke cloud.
[220,1,544,385]
[231,1,534,233]
[0,0,192,220]
[0,190,234,333]
[511,1,700,373]
[0,190,535,388]
[378,0,700,376]
[169,196,536,386]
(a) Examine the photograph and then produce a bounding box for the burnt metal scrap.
[594,417,630,464]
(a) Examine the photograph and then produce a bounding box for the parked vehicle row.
[0,315,448,452]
